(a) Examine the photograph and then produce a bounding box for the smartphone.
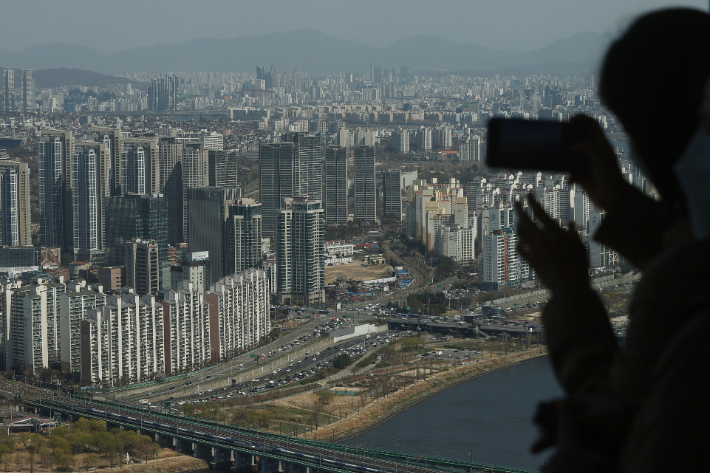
[486,118,589,174]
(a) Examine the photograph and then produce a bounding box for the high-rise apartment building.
[371,64,382,84]
[205,269,270,361]
[20,70,32,112]
[38,130,73,250]
[208,150,238,188]
[433,126,453,149]
[354,146,376,222]
[481,228,532,290]
[458,135,481,162]
[158,140,184,244]
[277,197,325,305]
[383,170,403,220]
[0,160,31,246]
[324,146,348,225]
[160,281,210,375]
[437,225,476,263]
[293,70,301,92]
[148,74,178,111]
[181,145,209,240]
[124,238,160,295]
[259,133,322,239]
[104,193,169,287]
[81,292,165,385]
[120,143,146,194]
[72,141,110,258]
[59,281,106,373]
[391,129,409,154]
[187,187,241,283]
[4,276,66,373]
[229,198,263,274]
[89,128,122,196]
[2,69,14,112]
[122,137,159,194]
[418,127,432,151]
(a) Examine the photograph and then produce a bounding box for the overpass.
[27,395,533,473]
[385,319,539,339]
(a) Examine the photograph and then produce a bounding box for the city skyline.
[0,0,706,57]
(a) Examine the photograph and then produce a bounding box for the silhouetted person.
[513,8,710,472]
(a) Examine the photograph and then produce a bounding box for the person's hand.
[514,194,588,293]
[568,114,634,212]
[532,397,633,473]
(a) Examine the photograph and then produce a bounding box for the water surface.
[344,356,563,471]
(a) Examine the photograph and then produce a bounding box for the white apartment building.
[277,197,325,305]
[482,229,533,290]
[206,268,271,361]
[59,281,106,373]
[160,281,210,375]
[80,292,165,385]
[458,134,481,162]
[418,127,432,151]
[4,276,65,373]
[391,129,409,154]
[437,225,476,263]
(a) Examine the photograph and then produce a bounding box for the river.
[343,356,563,471]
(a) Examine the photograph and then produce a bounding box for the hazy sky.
[1,0,707,54]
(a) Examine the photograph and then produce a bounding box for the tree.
[55,453,76,472]
[135,435,156,464]
[84,453,99,470]
[435,255,457,278]
[333,353,351,369]
[231,407,251,426]
[88,419,106,432]
[182,403,196,416]
[316,390,335,406]
[0,445,10,473]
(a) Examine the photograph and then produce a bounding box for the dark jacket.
[540,186,710,470]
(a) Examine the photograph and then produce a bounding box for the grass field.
[324,261,389,284]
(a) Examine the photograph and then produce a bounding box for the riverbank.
[0,449,208,473]
[301,348,547,441]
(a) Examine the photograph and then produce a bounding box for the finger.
[515,204,545,245]
[526,194,557,229]
[516,220,545,252]
[516,243,535,265]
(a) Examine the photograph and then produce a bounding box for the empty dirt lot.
[325,261,390,284]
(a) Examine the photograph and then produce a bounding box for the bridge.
[27,395,534,473]
[0,412,59,432]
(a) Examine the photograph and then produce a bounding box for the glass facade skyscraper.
[104,194,169,288]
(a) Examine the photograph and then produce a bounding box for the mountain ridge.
[0,29,610,76]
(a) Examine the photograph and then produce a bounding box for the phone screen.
[487,118,584,173]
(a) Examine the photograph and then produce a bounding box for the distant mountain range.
[31,68,136,89]
[0,29,610,77]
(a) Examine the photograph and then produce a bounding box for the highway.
[162,331,401,405]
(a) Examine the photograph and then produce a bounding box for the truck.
[435,350,443,356]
